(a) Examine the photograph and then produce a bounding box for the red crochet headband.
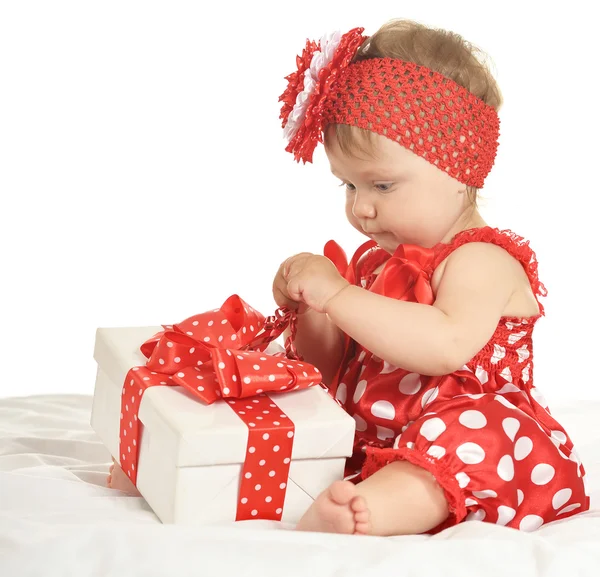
[279,28,500,188]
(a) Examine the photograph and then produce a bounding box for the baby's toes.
[350,495,368,513]
[354,509,370,524]
[354,521,371,535]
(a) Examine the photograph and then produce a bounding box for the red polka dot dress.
[330,227,590,533]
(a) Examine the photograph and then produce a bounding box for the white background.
[1,1,598,402]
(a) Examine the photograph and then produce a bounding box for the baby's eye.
[339,182,356,192]
[375,183,393,192]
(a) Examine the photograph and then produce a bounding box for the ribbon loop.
[370,244,436,304]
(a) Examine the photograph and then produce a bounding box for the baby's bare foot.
[106,459,141,496]
[296,480,371,535]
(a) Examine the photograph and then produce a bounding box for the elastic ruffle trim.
[362,446,468,534]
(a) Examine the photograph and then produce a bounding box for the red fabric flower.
[279,28,367,163]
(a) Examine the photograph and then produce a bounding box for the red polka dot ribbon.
[118,294,322,521]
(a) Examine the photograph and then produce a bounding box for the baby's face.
[324,126,471,251]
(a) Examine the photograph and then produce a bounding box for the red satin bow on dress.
[369,244,435,304]
[323,240,436,394]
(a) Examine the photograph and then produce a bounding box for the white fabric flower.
[283,31,342,142]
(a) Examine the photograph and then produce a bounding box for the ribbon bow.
[369,244,435,304]
[138,295,322,405]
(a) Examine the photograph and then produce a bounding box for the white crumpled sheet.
[1,394,599,577]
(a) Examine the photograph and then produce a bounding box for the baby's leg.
[297,460,449,536]
[107,458,141,496]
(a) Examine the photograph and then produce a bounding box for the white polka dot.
[496,506,516,526]
[376,425,395,440]
[241,497,248,504]
[456,472,470,489]
[551,430,567,444]
[466,509,486,522]
[502,417,521,441]
[426,445,446,459]
[223,387,230,395]
[335,383,347,404]
[495,395,516,409]
[353,380,368,403]
[284,458,290,464]
[419,418,446,441]
[519,515,544,532]
[557,503,581,515]
[269,471,275,477]
[251,510,258,516]
[517,489,524,506]
[491,344,506,364]
[475,366,488,384]
[218,362,225,369]
[273,445,280,452]
[516,344,529,363]
[465,498,478,507]
[244,472,252,479]
[531,463,555,485]
[353,414,367,432]
[530,387,548,409]
[459,410,487,429]
[248,446,256,453]
[456,443,486,464]
[279,483,286,489]
[497,455,515,481]
[244,377,251,384]
[287,431,294,438]
[262,433,270,440]
[370,400,395,420]
[421,386,439,408]
[174,357,181,363]
[514,437,533,461]
[398,373,421,395]
[255,484,262,491]
[472,490,497,499]
[276,508,282,514]
[265,496,272,503]
[552,488,572,510]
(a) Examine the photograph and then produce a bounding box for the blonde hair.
[326,19,503,205]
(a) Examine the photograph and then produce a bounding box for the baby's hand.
[283,253,350,314]
[273,253,313,313]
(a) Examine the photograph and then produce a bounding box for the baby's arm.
[283,309,347,387]
[324,242,519,376]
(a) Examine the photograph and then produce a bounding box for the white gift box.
[91,326,356,525]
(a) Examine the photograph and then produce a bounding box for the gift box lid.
[93,326,355,467]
